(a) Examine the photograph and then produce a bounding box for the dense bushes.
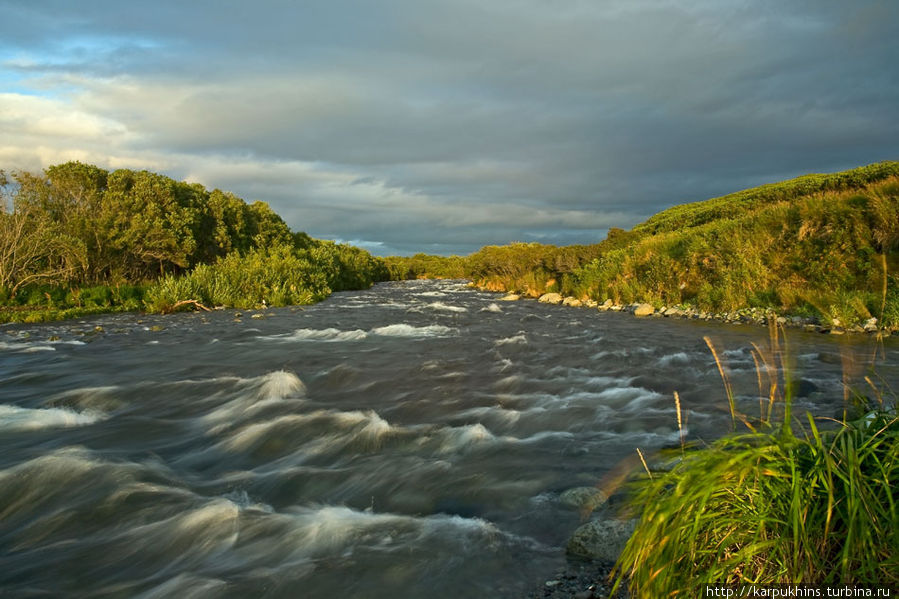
[2,162,296,288]
[1,162,390,320]
[145,245,329,311]
[144,241,390,312]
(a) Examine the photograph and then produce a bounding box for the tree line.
[0,162,389,319]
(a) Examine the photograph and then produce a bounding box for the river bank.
[479,285,897,337]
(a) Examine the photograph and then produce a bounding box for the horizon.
[2,1,898,256]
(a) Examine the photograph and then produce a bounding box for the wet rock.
[797,378,820,397]
[559,487,609,512]
[583,299,598,308]
[632,304,654,317]
[539,293,564,304]
[597,299,613,311]
[567,518,637,562]
[662,307,682,317]
[500,294,520,301]
[562,297,583,307]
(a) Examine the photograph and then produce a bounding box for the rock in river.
[538,293,564,304]
[567,518,637,562]
[633,303,654,317]
[559,487,609,512]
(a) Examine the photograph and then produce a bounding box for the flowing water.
[2,280,897,598]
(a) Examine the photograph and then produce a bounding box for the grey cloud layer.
[1,0,897,254]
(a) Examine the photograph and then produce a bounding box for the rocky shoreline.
[526,559,628,599]
[490,289,896,336]
[522,486,635,598]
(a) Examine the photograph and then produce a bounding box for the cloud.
[0,0,897,255]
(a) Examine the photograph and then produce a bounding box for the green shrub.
[145,245,328,312]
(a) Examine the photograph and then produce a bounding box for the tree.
[0,173,86,296]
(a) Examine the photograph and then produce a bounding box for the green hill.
[389,161,899,329]
[633,161,899,236]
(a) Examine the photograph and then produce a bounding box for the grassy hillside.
[570,170,899,327]
[390,161,899,329]
[633,161,899,237]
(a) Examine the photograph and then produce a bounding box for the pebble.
[527,561,627,599]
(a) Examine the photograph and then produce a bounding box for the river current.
[2,280,897,598]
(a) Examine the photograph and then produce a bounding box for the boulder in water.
[567,518,637,562]
[562,297,583,307]
[633,304,654,317]
[559,487,608,512]
[538,293,563,304]
[499,294,520,301]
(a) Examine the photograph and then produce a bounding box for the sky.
[1,1,897,256]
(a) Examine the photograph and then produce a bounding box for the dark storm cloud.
[1,0,897,254]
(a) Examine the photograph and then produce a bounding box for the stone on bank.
[566,518,637,563]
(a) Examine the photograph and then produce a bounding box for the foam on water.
[135,574,229,599]
[495,333,527,346]
[657,351,692,366]
[285,505,500,555]
[261,324,454,342]
[254,370,307,400]
[0,404,106,432]
[276,328,369,342]
[435,423,499,454]
[204,371,307,429]
[222,409,399,457]
[371,324,454,338]
[0,341,56,353]
[481,303,503,313]
[423,302,468,313]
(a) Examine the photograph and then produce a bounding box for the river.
[2,280,897,598]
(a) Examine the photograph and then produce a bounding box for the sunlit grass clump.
[613,334,899,596]
[614,411,898,595]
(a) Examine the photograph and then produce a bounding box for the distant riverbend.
[2,280,897,597]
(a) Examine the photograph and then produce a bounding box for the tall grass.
[612,332,899,595]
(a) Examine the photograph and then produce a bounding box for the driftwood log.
[168,299,212,313]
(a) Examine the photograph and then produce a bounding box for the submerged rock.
[567,518,637,562]
[559,487,609,512]
[538,293,564,304]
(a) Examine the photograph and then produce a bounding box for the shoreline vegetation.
[386,160,899,335]
[0,162,390,323]
[2,160,897,332]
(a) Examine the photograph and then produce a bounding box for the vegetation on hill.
[389,162,899,329]
[0,162,388,322]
